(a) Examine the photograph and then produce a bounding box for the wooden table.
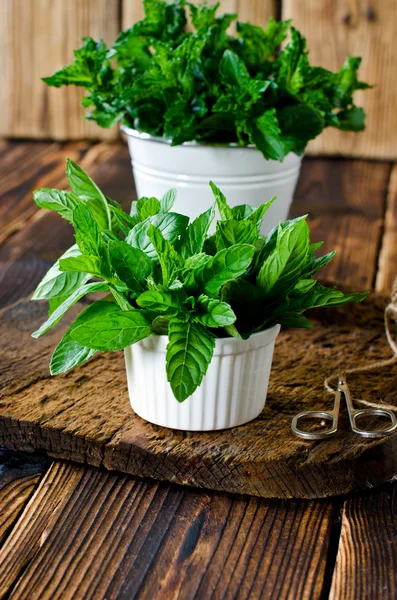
[0,140,396,600]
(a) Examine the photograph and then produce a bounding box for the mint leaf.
[72,204,101,256]
[236,19,290,69]
[160,188,177,213]
[277,104,324,144]
[209,181,233,220]
[250,110,285,162]
[50,329,96,375]
[178,205,215,259]
[51,300,121,373]
[108,240,153,294]
[277,313,313,328]
[334,106,365,132]
[256,219,309,295]
[219,49,250,86]
[186,244,255,296]
[32,244,89,300]
[166,318,215,402]
[216,219,258,250]
[59,255,103,277]
[136,196,161,219]
[33,189,79,223]
[147,225,180,286]
[66,159,111,229]
[126,212,189,259]
[136,290,180,313]
[195,295,236,328]
[70,306,153,351]
[246,198,276,226]
[32,281,109,338]
[285,283,369,312]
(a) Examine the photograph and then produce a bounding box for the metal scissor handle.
[292,374,397,440]
[338,376,397,439]
[291,389,341,440]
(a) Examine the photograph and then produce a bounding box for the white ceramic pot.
[122,125,302,233]
[124,324,280,431]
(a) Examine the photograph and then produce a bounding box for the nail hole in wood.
[343,13,352,25]
[366,6,377,22]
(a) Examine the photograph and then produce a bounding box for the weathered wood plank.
[0,462,84,599]
[1,294,396,500]
[122,0,144,28]
[330,484,397,599]
[0,141,89,247]
[236,0,276,24]
[0,143,134,307]
[0,0,119,141]
[0,449,50,547]
[282,0,397,160]
[376,163,397,294]
[0,462,334,600]
[291,159,391,289]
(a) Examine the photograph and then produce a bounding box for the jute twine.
[324,275,397,410]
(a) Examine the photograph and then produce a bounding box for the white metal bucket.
[122,126,302,233]
[124,325,280,431]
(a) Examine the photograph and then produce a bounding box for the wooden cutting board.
[1,295,396,499]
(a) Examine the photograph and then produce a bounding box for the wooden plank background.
[0,0,395,159]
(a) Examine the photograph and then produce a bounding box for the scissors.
[291,374,397,440]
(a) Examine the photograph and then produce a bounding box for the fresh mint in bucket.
[42,0,371,160]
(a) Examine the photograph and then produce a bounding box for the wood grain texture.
[0,140,89,246]
[0,142,134,308]
[0,0,119,141]
[1,295,397,500]
[0,449,50,548]
[237,0,276,24]
[330,485,397,599]
[291,159,391,289]
[122,0,144,29]
[283,0,397,160]
[376,163,397,294]
[0,462,85,600]
[0,462,334,600]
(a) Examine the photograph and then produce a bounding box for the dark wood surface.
[2,293,397,499]
[0,140,396,598]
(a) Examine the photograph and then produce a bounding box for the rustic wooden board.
[0,449,50,547]
[0,142,134,308]
[1,292,396,500]
[0,461,334,600]
[376,164,397,294]
[330,485,397,599]
[0,0,119,141]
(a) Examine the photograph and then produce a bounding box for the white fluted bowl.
[122,126,302,234]
[124,325,280,431]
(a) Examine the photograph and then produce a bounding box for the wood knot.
[365,6,377,22]
[343,12,352,25]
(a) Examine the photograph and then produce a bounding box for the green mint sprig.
[42,0,371,160]
[31,160,368,401]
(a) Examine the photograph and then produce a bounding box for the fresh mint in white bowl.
[31,160,368,430]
